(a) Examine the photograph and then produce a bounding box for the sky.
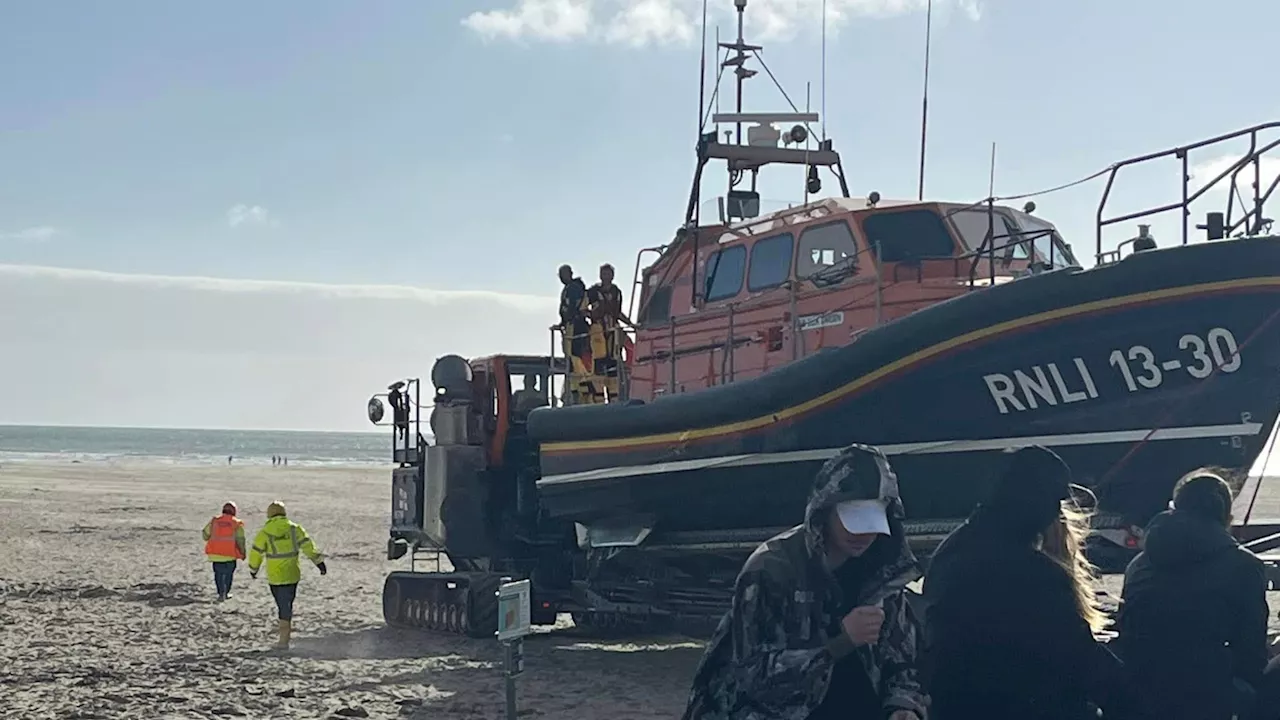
[2,0,1280,432]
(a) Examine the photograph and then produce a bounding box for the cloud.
[226,204,277,229]
[1190,154,1280,196]
[462,0,980,46]
[0,264,558,431]
[462,0,593,43]
[1188,154,1280,234]
[0,226,59,243]
[603,0,697,47]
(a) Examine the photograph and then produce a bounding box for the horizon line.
[0,422,388,436]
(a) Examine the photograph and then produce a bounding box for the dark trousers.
[270,583,298,620]
[1254,655,1280,720]
[212,561,236,597]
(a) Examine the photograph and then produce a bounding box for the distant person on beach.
[202,502,246,601]
[682,444,927,720]
[247,501,327,650]
[1114,470,1270,720]
[921,445,1148,720]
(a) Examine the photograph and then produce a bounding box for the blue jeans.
[212,561,236,597]
[270,583,298,620]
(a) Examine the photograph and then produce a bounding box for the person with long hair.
[1115,469,1270,720]
[920,445,1145,720]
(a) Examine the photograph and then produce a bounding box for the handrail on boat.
[1094,121,1280,264]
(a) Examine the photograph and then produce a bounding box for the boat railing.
[1095,120,1280,264]
[546,324,634,407]
[934,196,1067,286]
[618,244,890,396]
[627,245,668,325]
[616,200,1085,398]
[612,207,1085,399]
[617,223,1077,397]
[365,377,426,466]
[959,227,1058,287]
[627,200,845,327]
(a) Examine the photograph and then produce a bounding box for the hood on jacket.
[976,444,1080,544]
[803,444,918,581]
[1140,509,1239,568]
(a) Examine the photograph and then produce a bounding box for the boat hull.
[531,236,1280,533]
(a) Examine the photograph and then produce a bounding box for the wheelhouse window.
[704,245,747,301]
[862,209,957,262]
[747,232,794,292]
[796,221,859,277]
[640,284,673,324]
[949,209,1028,259]
[1009,211,1076,268]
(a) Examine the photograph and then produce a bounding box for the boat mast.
[916,0,934,200]
[733,0,749,147]
[680,0,853,306]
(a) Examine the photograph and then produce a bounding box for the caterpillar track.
[381,570,503,638]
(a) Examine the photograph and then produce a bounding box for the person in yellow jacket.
[202,502,247,601]
[247,500,327,649]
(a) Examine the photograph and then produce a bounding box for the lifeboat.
[525,4,1280,563]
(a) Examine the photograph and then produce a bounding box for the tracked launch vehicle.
[367,1,1280,638]
[375,355,570,636]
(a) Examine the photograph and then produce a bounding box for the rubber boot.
[275,619,292,649]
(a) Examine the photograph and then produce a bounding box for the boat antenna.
[916,0,934,200]
[714,25,721,118]
[821,0,827,141]
[988,141,997,198]
[804,81,813,204]
[734,0,747,145]
[697,0,709,132]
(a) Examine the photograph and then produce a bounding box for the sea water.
[0,424,394,467]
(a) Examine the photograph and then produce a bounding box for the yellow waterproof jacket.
[247,516,324,585]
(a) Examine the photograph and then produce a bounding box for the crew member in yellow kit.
[247,500,327,649]
[587,263,631,402]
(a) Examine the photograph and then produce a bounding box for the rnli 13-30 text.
[982,327,1242,415]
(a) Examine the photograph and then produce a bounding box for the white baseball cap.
[835,499,891,535]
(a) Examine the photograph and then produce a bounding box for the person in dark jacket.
[1115,470,1270,720]
[921,445,1144,720]
[681,443,927,720]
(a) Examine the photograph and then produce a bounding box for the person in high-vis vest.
[202,502,247,601]
[247,500,327,649]
[557,263,597,404]
[586,263,631,402]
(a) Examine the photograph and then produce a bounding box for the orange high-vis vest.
[205,515,245,560]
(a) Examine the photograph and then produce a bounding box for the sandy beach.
[1,461,1276,720]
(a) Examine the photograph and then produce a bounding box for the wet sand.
[0,461,1276,719]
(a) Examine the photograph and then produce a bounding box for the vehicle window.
[796,221,859,277]
[1010,212,1075,268]
[704,245,747,301]
[640,284,673,324]
[862,209,957,262]
[747,233,794,291]
[949,209,1028,258]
